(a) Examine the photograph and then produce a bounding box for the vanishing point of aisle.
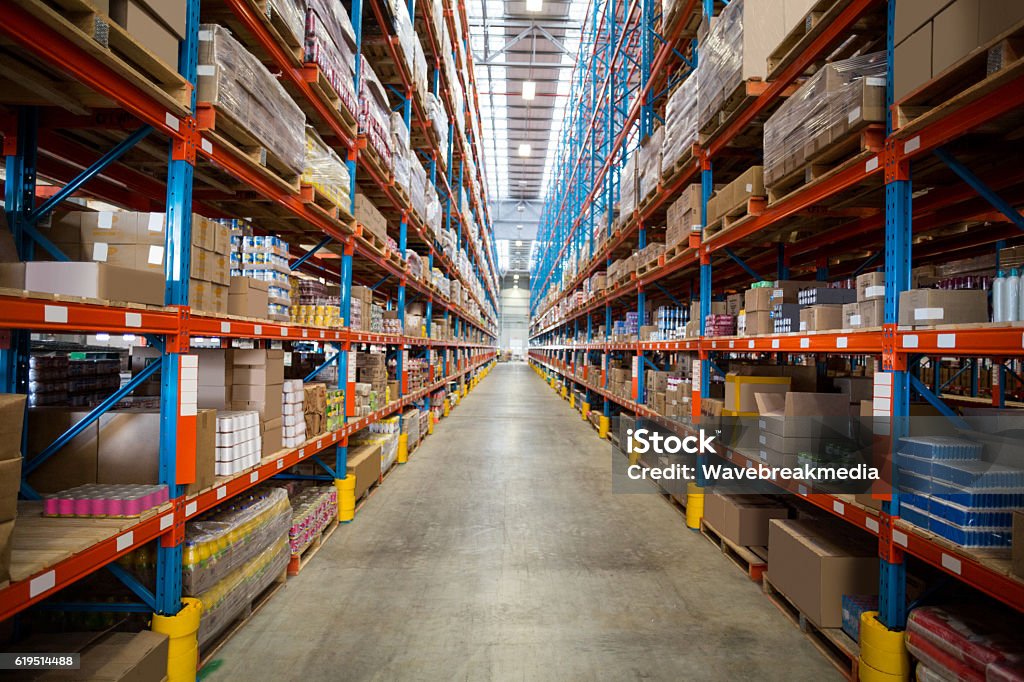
[208,364,840,681]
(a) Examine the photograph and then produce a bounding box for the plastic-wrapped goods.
[197,25,305,176]
[390,111,411,152]
[285,485,336,555]
[406,250,423,279]
[638,126,664,201]
[350,431,400,473]
[302,127,351,210]
[266,0,306,48]
[195,535,290,648]
[305,0,359,118]
[412,38,428,100]
[663,70,699,169]
[905,605,1024,682]
[410,162,427,218]
[425,92,449,158]
[620,148,639,216]
[763,52,887,190]
[182,487,291,596]
[282,379,307,448]
[392,146,412,195]
[359,60,393,168]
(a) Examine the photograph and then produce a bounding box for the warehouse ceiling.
[468,0,584,204]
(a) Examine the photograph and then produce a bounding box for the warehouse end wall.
[500,286,529,357]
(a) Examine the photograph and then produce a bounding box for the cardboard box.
[0,262,26,289]
[932,0,981,75]
[26,409,98,493]
[745,287,773,313]
[109,0,180,67]
[197,349,232,409]
[703,493,789,547]
[856,271,886,302]
[834,377,874,404]
[800,304,843,332]
[0,519,13,585]
[743,311,773,336]
[347,443,382,499]
[980,0,1024,43]
[0,394,26,462]
[0,458,21,522]
[895,0,953,43]
[262,416,282,456]
[724,374,791,415]
[230,349,285,384]
[768,519,879,628]
[898,289,988,326]
[25,262,165,305]
[755,391,852,439]
[32,630,169,682]
[843,302,863,328]
[895,23,934,100]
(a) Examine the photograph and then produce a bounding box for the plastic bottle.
[994,271,1007,323]
[1008,269,1020,322]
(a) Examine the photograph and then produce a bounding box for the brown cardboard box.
[26,409,98,493]
[703,493,789,547]
[230,349,285,384]
[347,443,382,499]
[0,519,13,584]
[136,0,187,37]
[980,0,1024,43]
[856,271,886,302]
[799,304,843,332]
[25,262,165,305]
[932,0,981,75]
[261,416,282,456]
[895,0,953,43]
[843,302,862,328]
[0,458,21,522]
[0,262,26,289]
[32,630,169,682]
[768,519,879,628]
[191,408,216,495]
[109,0,180,67]
[727,293,743,317]
[724,374,791,414]
[743,311,773,336]
[197,349,232,409]
[1013,511,1024,578]
[895,23,934,100]
[0,394,27,462]
[228,277,270,320]
[898,289,988,326]
[756,391,852,438]
[745,287,773,313]
[75,211,139,243]
[835,376,874,403]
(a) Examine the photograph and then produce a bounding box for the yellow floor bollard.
[336,475,356,522]
[581,402,590,420]
[570,394,575,409]
[428,412,435,435]
[685,482,704,529]
[397,433,409,463]
[598,415,610,439]
[858,612,911,680]
[443,400,450,417]
[152,597,202,682]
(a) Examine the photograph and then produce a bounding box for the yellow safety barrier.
[581,402,590,420]
[598,415,610,439]
[858,612,910,679]
[561,385,567,399]
[398,433,409,464]
[570,394,575,409]
[152,597,202,682]
[427,412,435,435]
[336,475,356,522]
[443,400,450,417]
[685,482,704,529]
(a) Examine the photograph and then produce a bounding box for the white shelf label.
[250,471,259,483]
[185,501,197,517]
[865,517,879,533]
[772,339,780,349]
[277,459,284,469]
[201,138,213,154]
[798,485,808,496]
[800,338,810,349]
[833,500,845,515]
[280,327,289,337]
[125,312,142,328]
[299,448,306,458]
[160,514,173,530]
[904,136,921,154]
[254,325,262,335]
[216,486,226,500]
[221,321,231,334]
[866,156,879,172]
[29,571,56,598]
[164,112,180,131]
[116,532,134,552]
[941,553,962,575]
[44,305,68,324]
[747,340,755,349]
[903,335,919,348]
[893,530,908,547]
[937,334,956,349]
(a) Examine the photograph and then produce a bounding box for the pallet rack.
[0,0,497,628]
[527,0,1024,636]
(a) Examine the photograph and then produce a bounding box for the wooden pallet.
[763,576,861,680]
[660,148,698,189]
[300,183,350,222]
[196,103,301,194]
[7,0,191,113]
[203,0,304,65]
[199,565,288,669]
[767,0,860,79]
[698,79,770,142]
[301,62,359,138]
[766,124,885,204]
[286,517,339,576]
[704,195,767,238]
[359,135,394,184]
[896,20,1024,132]
[700,518,768,582]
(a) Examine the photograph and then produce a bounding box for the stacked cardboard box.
[232,235,292,321]
[703,493,789,547]
[349,284,374,330]
[706,166,765,227]
[229,349,284,456]
[355,192,388,242]
[755,392,853,469]
[768,519,879,628]
[893,0,1024,100]
[843,271,886,329]
[0,396,25,583]
[662,72,699,170]
[898,289,988,327]
[355,351,388,412]
[228,277,270,319]
[189,216,232,315]
[637,126,664,202]
[107,0,187,68]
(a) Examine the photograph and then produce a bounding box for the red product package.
[907,606,1024,679]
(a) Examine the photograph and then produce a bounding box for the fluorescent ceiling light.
[526,0,542,10]
[522,81,536,100]
[516,240,523,246]
[518,143,532,157]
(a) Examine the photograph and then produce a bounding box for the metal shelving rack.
[0,0,497,626]
[526,0,1024,629]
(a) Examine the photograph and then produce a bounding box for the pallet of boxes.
[0,395,25,588]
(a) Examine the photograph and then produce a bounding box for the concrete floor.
[208,363,840,681]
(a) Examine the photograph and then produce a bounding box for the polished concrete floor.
[208,363,839,681]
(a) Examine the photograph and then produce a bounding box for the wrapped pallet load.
[662,69,699,170]
[302,126,352,210]
[197,25,305,177]
[763,52,887,193]
[359,60,393,168]
[305,0,359,118]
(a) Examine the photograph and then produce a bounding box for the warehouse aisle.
[208,363,839,681]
